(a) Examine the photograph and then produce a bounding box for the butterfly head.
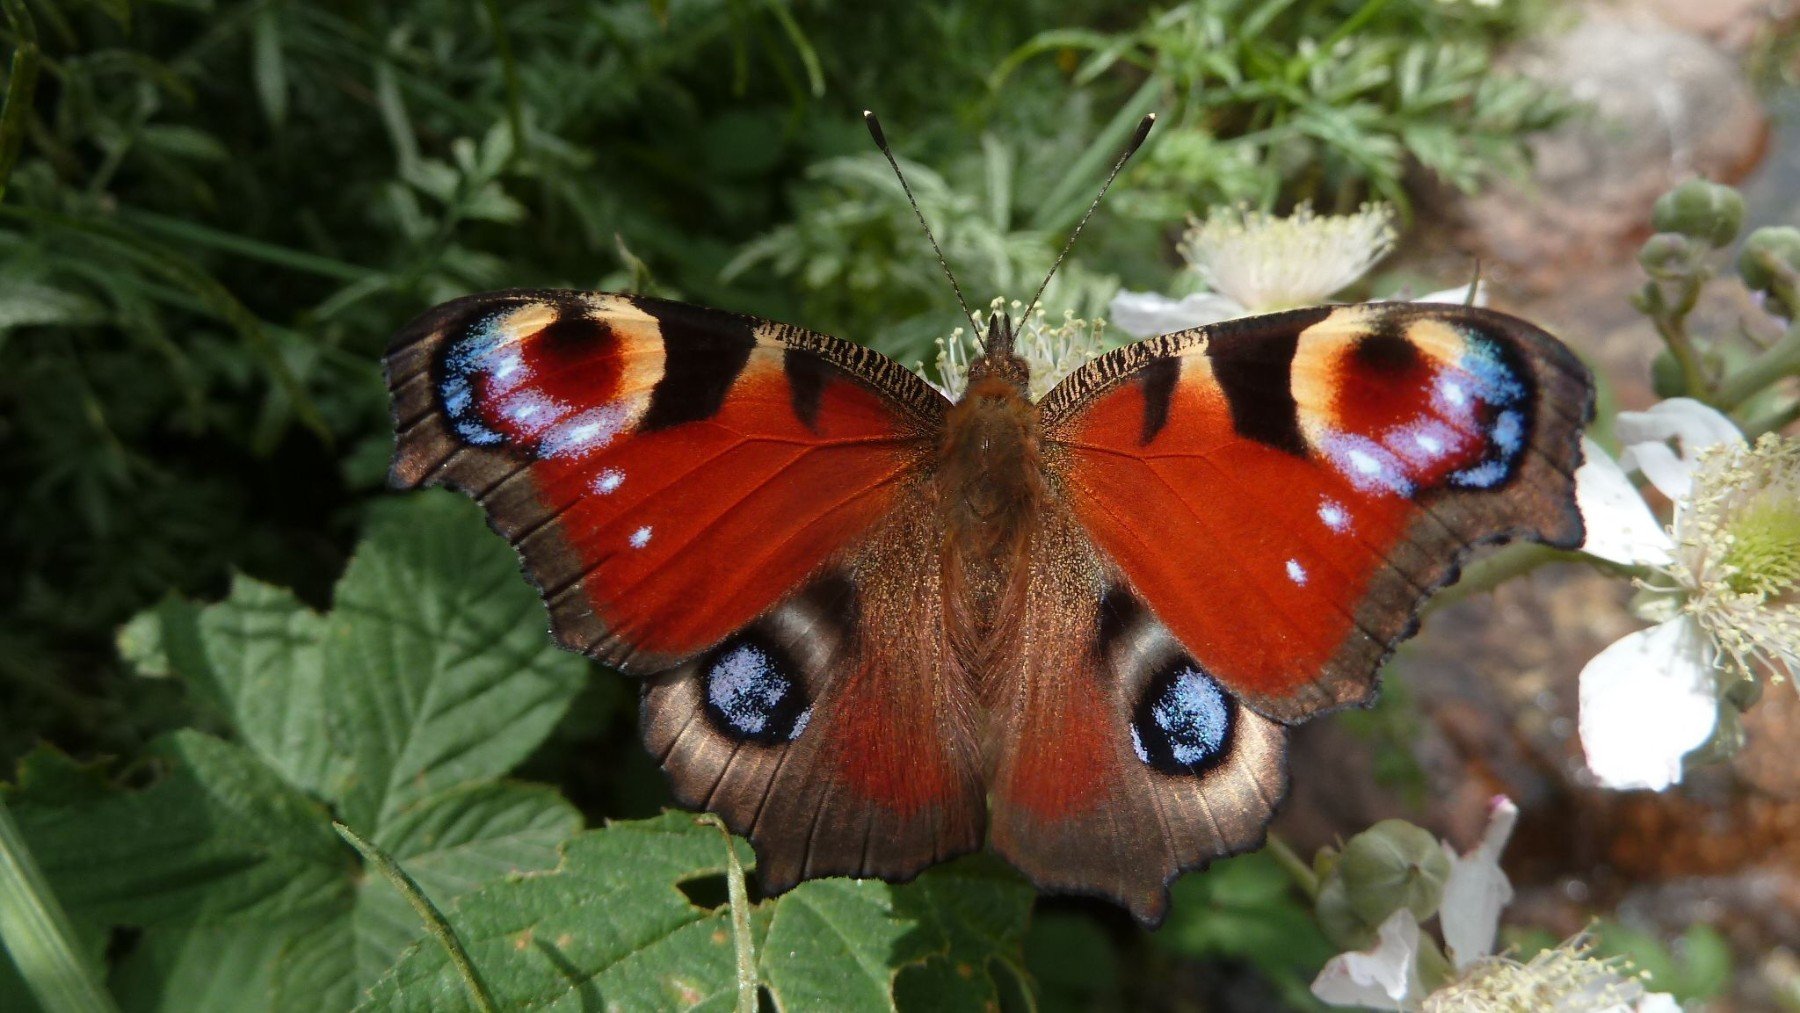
[966,311,1029,393]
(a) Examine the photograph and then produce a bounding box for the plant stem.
[333,821,496,1013]
[1715,324,1800,410]
[1643,276,1711,401]
[1266,832,1320,902]
[0,800,119,1013]
[1423,543,1567,614]
[1742,398,1800,439]
[696,815,758,1013]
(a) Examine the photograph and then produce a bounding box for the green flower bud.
[1637,232,1698,281]
[1650,348,1686,398]
[1652,179,1745,248]
[1737,226,1800,294]
[1313,875,1375,951]
[1336,819,1450,928]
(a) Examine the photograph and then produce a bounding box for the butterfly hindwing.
[1039,302,1593,723]
[642,491,986,890]
[983,498,1287,924]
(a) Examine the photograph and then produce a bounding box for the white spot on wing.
[1286,559,1308,586]
[629,525,653,549]
[1318,499,1350,532]
[593,468,624,494]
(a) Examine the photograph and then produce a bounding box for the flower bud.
[1313,875,1373,950]
[1335,819,1451,929]
[1637,232,1698,281]
[1737,226,1800,294]
[1651,348,1685,398]
[1651,180,1745,248]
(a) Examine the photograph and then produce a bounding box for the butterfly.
[383,117,1592,925]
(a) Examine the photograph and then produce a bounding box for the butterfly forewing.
[1039,302,1593,723]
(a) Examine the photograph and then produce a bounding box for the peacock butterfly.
[383,115,1592,925]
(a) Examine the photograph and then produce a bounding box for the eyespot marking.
[701,636,811,743]
[1132,659,1235,775]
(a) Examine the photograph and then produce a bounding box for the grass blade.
[0,799,120,1013]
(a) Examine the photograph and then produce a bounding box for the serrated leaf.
[7,731,348,928]
[325,494,588,833]
[17,494,593,1009]
[362,814,1035,1012]
[352,782,582,983]
[118,578,339,797]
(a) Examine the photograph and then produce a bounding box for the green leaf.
[118,579,340,798]
[7,732,347,929]
[324,494,589,833]
[251,4,288,128]
[14,494,593,1008]
[351,783,580,983]
[1156,852,1333,1006]
[362,814,1036,1012]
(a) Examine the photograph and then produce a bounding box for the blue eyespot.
[701,636,811,744]
[1132,660,1234,775]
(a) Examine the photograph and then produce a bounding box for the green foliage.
[1155,852,1335,1007]
[997,0,1568,220]
[9,495,590,1010]
[366,817,1033,1011]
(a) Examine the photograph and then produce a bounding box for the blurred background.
[1,0,1797,1009]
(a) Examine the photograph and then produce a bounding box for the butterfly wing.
[981,303,1589,922]
[1037,303,1592,723]
[983,497,1288,925]
[387,289,983,886]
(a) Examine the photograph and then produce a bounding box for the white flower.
[1424,936,1674,1012]
[1314,799,1678,1011]
[921,297,1108,402]
[1440,796,1518,972]
[1313,909,1426,1011]
[1107,202,1475,338]
[1574,399,1799,790]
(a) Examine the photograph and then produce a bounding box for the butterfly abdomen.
[936,369,1044,664]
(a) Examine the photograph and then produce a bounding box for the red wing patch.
[387,290,947,671]
[640,500,986,894]
[982,505,1287,925]
[1039,303,1592,722]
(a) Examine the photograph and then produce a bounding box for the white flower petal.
[1440,796,1518,971]
[1578,617,1717,791]
[1311,910,1424,1010]
[1616,398,1744,501]
[1405,279,1487,307]
[1575,437,1675,566]
[1108,290,1247,338]
[1633,994,1682,1013]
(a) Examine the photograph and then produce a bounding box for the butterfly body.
[387,289,1591,923]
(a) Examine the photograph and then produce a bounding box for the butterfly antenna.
[864,111,981,343]
[1465,258,1484,306]
[1017,113,1156,328]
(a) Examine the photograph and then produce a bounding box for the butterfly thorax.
[937,346,1042,665]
